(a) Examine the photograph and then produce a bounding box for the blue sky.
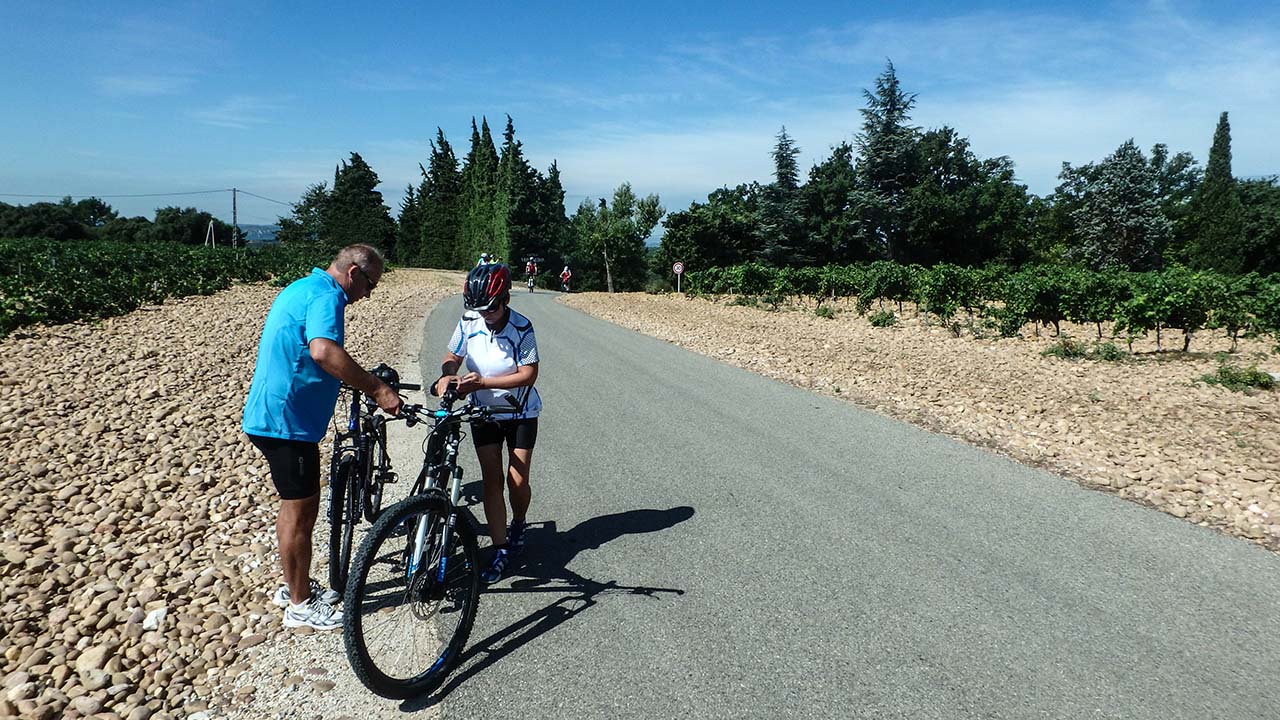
[2,0,1277,227]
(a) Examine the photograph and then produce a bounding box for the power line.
[0,188,293,205]
[0,190,232,199]
[234,190,293,206]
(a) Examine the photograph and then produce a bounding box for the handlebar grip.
[398,382,421,391]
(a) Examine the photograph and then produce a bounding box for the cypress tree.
[1183,111,1246,273]
[757,126,809,266]
[420,129,463,269]
[394,184,422,264]
[458,118,500,266]
[536,161,571,267]
[496,115,542,264]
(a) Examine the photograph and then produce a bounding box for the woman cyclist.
[433,263,541,583]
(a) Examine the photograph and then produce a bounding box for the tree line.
[273,115,665,292]
[7,61,1276,294]
[0,198,240,246]
[654,61,1279,280]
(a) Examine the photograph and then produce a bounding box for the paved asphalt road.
[396,289,1280,719]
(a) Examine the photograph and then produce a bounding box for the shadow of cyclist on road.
[399,505,694,710]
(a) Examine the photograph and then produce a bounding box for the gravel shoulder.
[560,292,1280,551]
[0,268,460,720]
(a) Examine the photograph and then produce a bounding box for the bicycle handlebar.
[397,400,512,429]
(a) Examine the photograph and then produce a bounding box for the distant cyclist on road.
[525,259,538,293]
[476,252,491,267]
[559,265,571,292]
[432,263,542,584]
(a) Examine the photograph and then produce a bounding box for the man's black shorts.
[470,417,538,450]
[247,434,321,499]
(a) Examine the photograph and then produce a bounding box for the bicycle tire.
[336,459,362,592]
[327,457,355,592]
[343,493,480,699]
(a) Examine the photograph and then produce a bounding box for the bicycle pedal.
[380,472,399,484]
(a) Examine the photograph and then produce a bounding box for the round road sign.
[673,262,684,275]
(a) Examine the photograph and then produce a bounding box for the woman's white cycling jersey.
[447,308,541,419]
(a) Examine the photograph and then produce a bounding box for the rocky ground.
[561,292,1280,551]
[3,273,1277,719]
[0,268,460,720]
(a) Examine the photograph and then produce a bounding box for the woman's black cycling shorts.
[247,434,321,499]
[470,417,538,450]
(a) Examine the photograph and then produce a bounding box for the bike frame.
[401,391,499,589]
[406,400,466,584]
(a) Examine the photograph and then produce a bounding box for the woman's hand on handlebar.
[434,372,483,397]
[454,372,484,395]
[432,375,457,397]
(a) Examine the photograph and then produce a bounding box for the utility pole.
[232,187,239,247]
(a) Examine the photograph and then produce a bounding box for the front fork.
[407,463,463,588]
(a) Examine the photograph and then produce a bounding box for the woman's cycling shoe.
[481,547,510,584]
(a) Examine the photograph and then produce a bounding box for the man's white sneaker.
[272,579,340,608]
[283,597,343,631]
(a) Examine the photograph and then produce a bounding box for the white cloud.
[537,5,1280,202]
[188,96,284,129]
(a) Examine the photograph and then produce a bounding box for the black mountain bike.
[327,364,419,595]
[343,384,514,699]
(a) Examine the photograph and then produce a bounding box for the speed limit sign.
[673,262,684,275]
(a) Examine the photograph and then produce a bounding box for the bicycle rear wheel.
[364,430,389,523]
[328,458,360,593]
[344,493,480,699]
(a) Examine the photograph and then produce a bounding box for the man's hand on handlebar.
[370,381,403,416]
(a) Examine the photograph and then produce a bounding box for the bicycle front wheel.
[344,494,480,699]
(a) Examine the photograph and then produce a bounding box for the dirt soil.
[560,292,1280,551]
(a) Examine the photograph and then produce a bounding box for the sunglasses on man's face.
[353,264,377,291]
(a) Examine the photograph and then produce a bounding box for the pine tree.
[420,129,463,269]
[1182,112,1246,273]
[803,143,861,264]
[1060,140,1170,271]
[325,152,395,253]
[591,183,663,292]
[901,127,1033,266]
[850,61,920,261]
[275,183,329,244]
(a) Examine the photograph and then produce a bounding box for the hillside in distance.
[240,224,279,242]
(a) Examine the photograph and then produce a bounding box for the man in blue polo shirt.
[242,244,402,631]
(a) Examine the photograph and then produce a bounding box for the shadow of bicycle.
[399,505,694,710]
